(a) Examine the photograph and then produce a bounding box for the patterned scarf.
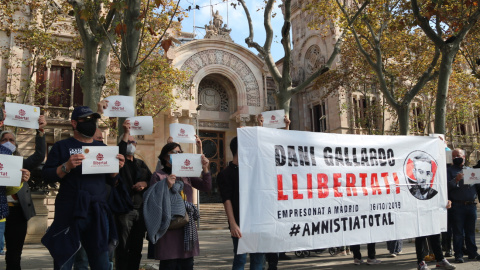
[183,201,199,251]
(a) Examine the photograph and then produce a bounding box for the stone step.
[198,203,228,230]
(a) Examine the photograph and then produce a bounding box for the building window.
[36,65,83,107]
[412,104,425,133]
[353,95,378,130]
[457,123,466,135]
[312,102,327,132]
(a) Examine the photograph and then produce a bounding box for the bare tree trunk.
[118,0,142,127]
[434,51,456,134]
[397,104,410,136]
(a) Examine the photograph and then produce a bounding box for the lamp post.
[195,104,202,228]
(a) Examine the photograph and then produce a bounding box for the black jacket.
[17,132,46,220]
[118,140,152,209]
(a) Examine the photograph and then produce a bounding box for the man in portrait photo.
[408,153,438,200]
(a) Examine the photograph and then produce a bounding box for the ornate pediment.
[203,10,233,42]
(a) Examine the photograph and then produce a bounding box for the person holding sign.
[217,137,265,270]
[1,111,47,270]
[41,106,125,270]
[447,149,480,263]
[0,144,31,268]
[115,120,152,270]
[149,140,211,270]
[257,113,291,130]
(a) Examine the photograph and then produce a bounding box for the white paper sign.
[82,146,119,174]
[0,155,24,186]
[261,110,286,129]
[127,116,153,136]
[446,150,453,164]
[4,102,40,129]
[237,127,447,253]
[103,96,135,117]
[462,168,480,184]
[169,123,196,143]
[171,153,202,177]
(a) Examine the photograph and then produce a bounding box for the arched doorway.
[197,74,236,202]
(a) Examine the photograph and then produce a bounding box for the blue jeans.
[0,221,5,251]
[232,237,264,270]
[59,213,110,270]
[386,240,403,254]
[451,203,478,258]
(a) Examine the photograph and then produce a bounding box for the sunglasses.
[127,140,137,144]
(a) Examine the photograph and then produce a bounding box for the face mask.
[76,120,97,138]
[453,157,464,166]
[126,144,136,155]
[2,141,16,153]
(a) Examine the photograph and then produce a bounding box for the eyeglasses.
[127,140,137,144]
[169,150,183,154]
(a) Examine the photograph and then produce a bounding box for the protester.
[1,114,47,270]
[350,243,381,265]
[73,128,110,270]
[42,106,124,269]
[387,240,403,257]
[447,149,480,263]
[257,113,291,269]
[115,120,151,270]
[147,139,211,270]
[0,140,32,266]
[218,137,265,270]
[415,201,456,270]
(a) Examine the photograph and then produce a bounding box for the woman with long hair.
[149,138,211,270]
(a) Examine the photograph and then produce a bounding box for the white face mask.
[126,144,136,156]
[2,141,16,153]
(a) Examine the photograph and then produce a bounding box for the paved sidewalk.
[1,230,480,270]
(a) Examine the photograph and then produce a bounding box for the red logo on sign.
[134,121,140,126]
[19,109,26,116]
[115,100,121,106]
[0,163,3,170]
[184,159,191,166]
[180,128,185,134]
[472,173,476,177]
[96,153,104,161]
[271,115,276,120]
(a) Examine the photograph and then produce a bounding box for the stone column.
[70,62,76,108]
[44,60,52,107]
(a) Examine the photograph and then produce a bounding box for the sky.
[179,0,285,61]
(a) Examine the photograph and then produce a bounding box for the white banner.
[237,127,447,253]
[169,123,196,143]
[127,116,153,136]
[4,102,40,129]
[261,110,286,129]
[0,155,24,186]
[171,153,202,177]
[82,146,119,174]
[463,168,480,184]
[103,95,135,117]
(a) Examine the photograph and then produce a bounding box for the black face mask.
[76,120,97,138]
[453,157,464,166]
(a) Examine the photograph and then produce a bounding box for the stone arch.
[189,64,250,109]
[180,49,261,107]
[198,73,237,114]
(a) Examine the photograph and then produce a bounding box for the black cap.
[71,106,101,120]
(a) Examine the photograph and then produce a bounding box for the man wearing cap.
[447,148,480,263]
[42,106,125,270]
